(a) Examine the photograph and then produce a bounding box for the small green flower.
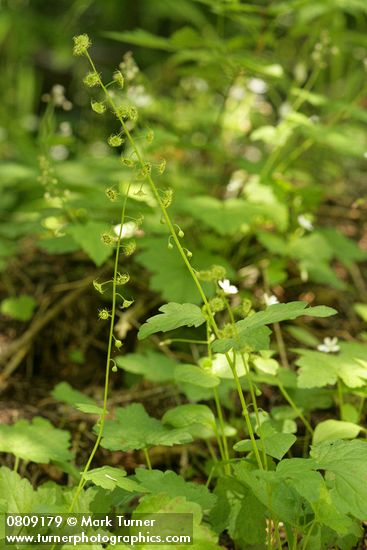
[83,71,100,87]
[140,162,151,177]
[108,134,124,147]
[113,70,124,88]
[91,100,106,114]
[121,299,134,309]
[146,129,154,143]
[101,232,115,246]
[105,187,118,202]
[98,308,110,321]
[128,106,138,121]
[73,34,91,56]
[115,339,123,349]
[116,273,130,285]
[161,188,173,208]
[157,159,166,175]
[122,240,136,256]
[121,157,136,168]
[93,280,104,294]
[115,106,128,119]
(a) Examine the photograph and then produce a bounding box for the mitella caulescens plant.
[1,32,367,550]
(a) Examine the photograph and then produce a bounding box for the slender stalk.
[241,353,267,469]
[68,184,131,512]
[337,380,344,419]
[231,353,263,469]
[301,520,316,550]
[85,51,264,470]
[143,448,152,470]
[273,322,290,369]
[278,381,313,436]
[207,321,230,471]
[163,338,209,345]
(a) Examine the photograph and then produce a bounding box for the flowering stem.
[84,51,264,471]
[68,183,131,512]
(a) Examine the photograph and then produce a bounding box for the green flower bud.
[112,365,118,373]
[115,339,123,349]
[209,297,225,313]
[122,299,134,309]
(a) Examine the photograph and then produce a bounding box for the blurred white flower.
[247,78,268,95]
[218,279,238,295]
[50,145,69,161]
[298,214,314,231]
[59,121,72,136]
[317,337,340,353]
[264,293,279,306]
[114,221,137,239]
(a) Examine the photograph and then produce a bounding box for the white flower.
[218,279,238,295]
[50,145,69,161]
[263,293,279,306]
[114,221,137,239]
[317,337,340,353]
[298,214,314,231]
[247,78,268,95]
